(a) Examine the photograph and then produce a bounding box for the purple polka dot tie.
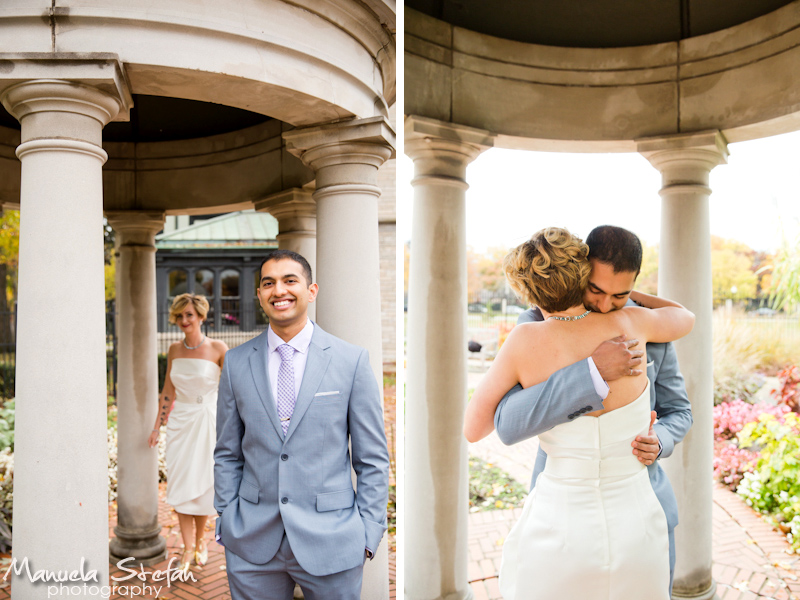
[276,344,295,436]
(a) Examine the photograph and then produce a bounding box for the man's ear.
[307,283,319,303]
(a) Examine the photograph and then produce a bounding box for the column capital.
[0,54,133,123]
[283,116,396,164]
[283,116,395,151]
[254,188,315,218]
[106,211,166,248]
[637,130,729,173]
[106,211,166,233]
[255,189,317,243]
[405,116,494,187]
[283,117,395,197]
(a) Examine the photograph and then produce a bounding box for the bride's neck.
[539,304,589,320]
[184,331,204,346]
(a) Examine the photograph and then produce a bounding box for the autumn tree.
[0,210,19,347]
[467,246,511,301]
[636,243,659,295]
[710,236,758,303]
[766,234,800,311]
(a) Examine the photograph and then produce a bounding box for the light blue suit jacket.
[494,306,693,531]
[214,324,389,576]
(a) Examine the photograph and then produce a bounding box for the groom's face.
[583,259,638,314]
[257,258,318,329]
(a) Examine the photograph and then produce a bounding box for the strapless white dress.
[165,358,219,516]
[499,381,670,599]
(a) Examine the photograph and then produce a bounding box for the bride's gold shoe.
[179,547,194,571]
[195,540,208,567]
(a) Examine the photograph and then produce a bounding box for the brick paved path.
[0,382,397,600]
[0,480,396,600]
[467,431,800,600]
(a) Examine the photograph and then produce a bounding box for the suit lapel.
[284,325,331,442]
[248,331,283,439]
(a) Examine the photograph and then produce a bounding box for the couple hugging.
[464,225,694,600]
[158,249,389,600]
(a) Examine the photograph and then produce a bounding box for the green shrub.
[0,399,13,452]
[738,412,800,549]
[469,455,528,512]
[0,362,14,400]
[387,484,396,539]
[714,374,762,406]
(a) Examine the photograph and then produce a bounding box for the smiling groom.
[214,249,389,599]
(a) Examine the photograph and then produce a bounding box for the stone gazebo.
[0,2,394,599]
[405,2,800,599]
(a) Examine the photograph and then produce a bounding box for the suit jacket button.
[585,406,592,411]
[568,413,575,420]
[281,497,288,504]
[281,454,288,461]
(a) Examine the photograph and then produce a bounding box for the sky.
[398,129,800,254]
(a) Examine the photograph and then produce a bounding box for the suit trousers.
[225,533,363,600]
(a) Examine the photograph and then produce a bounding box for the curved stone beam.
[2,117,315,213]
[103,120,313,213]
[0,0,395,126]
[406,1,800,150]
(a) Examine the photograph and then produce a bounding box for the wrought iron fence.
[0,304,269,400]
[0,308,15,401]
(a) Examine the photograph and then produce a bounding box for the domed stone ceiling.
[0,94,270,142]
[405,0,795,47]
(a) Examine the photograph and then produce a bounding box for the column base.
[109,523,168,568]
[672,580,719,600]
[406,590,475,600]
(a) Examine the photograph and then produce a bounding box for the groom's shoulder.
[313,325,366,361]
[226,329,267,360]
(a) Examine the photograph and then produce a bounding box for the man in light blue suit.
[494,225,693,594]
[214,250,389,599]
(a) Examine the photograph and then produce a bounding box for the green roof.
[156,210,278,249]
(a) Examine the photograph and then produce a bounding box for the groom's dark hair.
[259,250,313,285]
[586,226,642,277]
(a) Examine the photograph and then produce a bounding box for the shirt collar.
[267,319,314,355]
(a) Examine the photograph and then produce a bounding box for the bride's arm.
[630,290,686,310]
[626,294,695,344]
[464,327,526,443]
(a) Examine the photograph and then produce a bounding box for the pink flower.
[713,400,790,441]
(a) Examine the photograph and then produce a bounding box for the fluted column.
[405,116,493,600]
[0,59,131,599]
[639,131,728,600]
[284,117,394,600]
[106,211,167,567]
[255,189,317,322]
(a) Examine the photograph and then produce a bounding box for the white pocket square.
[315,391,340,397]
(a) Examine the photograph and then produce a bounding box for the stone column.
[0,59,132,599]
[283,117,394,600]
[255,188,317,322]
[106,212,167,566]
[639,131,728,600]
[404,116,493,600]
[240,264,256,332]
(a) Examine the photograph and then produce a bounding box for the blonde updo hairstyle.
[168,293,210,324]
[503,227,591,313]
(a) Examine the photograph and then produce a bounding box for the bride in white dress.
[148,293,229,570]
[463,228,694,600]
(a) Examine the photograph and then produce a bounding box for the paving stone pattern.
[0,385,397,600]
[467,431,800,600]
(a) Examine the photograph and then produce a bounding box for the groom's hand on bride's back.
[592,335,644,381]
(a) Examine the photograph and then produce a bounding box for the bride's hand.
[148,428,161,448]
